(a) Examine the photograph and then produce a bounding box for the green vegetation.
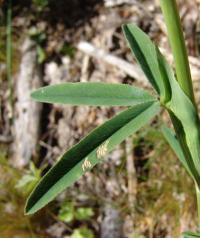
[58,201,94,237]
[6,0,194,238]
[69,227,94,238]
[29,27,47,64]
[25,0,200,237]
[0,149,45,238]
[58,201,94,223]
[32,0,49,10]
[25,101,159,214]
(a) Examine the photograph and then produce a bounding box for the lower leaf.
[25,101,159,215]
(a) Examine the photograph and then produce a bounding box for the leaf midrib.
[33,94,155,103]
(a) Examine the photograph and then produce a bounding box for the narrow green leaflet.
[167,79,200,175]
[122,24,171,103]
[183,231,200,238]
[161,125,192,177]
[25,101,160,215]
[31,82,155,106]
[157,50,200,182]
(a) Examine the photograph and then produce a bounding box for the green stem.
[160,0,195,104]
[160,0,200,228]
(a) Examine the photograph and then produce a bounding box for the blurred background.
[1,0,200,237]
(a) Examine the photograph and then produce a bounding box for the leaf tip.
[24,199,42,215]
[30,87,46,101]
[24,203,34,216]
[24,192,40,215]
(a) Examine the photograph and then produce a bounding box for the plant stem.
[159,0,195,104]
[160,0,200,228]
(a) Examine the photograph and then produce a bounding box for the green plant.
[58,201,74,223]
[25,0,200,236]
[69,227,94,238]
[58,201,94,223]
[29,27,47,64]
[58,201,94,237]
[32,0,49,10]
[16,162,42,195]
[0,153,45,238]
[60,43,76,58]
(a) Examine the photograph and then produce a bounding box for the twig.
[125,137,137,214]
[80,55,90,82]
[104,0,136,7]
[125,137,137,210]
[78,41,200,85]
[125,138,137,237]
[77,41,148,85]
[14,38,42,168]
[6,0,13,117]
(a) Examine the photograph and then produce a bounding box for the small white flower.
[82,157,92,171]
[96,140,109,159]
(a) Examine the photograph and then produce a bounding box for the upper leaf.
[31,82,155,106]
[122,24,171,103]
[157,48,200,186]
[158,51,200,168]
[166,77,200,174]
[25,101,160,215]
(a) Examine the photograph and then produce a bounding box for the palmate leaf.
[31,82,155,106]
[25,101,160,215]
[166,77,200,176]
[156,49,200,185]
[122,24,171,103]
[183,231,200,238]
[123,23,200,187]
